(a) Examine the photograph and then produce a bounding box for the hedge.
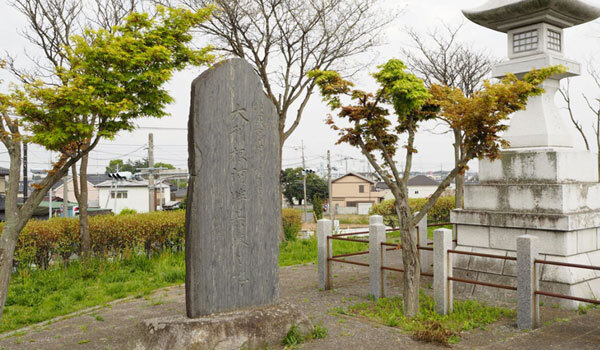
[282,208,302,241]
[13,210,185,269]
[369,196,455,227]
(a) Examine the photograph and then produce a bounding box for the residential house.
[0,167,8,194]
[383,175,440,200]
[331,173,386,214]
[95,179,170,214]
[52,173,111,207]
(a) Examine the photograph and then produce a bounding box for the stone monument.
[453,0,600,307]
[135,58,311,349]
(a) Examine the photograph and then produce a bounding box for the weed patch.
[346,292,515,345]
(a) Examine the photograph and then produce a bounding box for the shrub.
[282,208,302,241]
[13,211,186,269]
[119,208,138,215]
[313,196,323,221]
[369,196,455,227]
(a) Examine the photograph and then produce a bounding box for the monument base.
[451,147,600,309]
[134,303,311,350]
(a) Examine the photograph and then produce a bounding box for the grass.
[336,214,369,225]
[2,251,185,333]
[342,292,515,346]
[281,323,328,348]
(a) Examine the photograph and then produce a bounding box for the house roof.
[407,175,439,186]
[94,179,169,188]
[0,167,9,176]
[375,181,389,190]
[332,172,377,184]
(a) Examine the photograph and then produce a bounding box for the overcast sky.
[1,0,600,177]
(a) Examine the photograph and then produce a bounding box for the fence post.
[318,219,333,290]
[434,228,453,315]
[517,235,539,330]
[417,213,431,274]
[369,215,386,299]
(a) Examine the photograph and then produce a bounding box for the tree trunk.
[278,117,286,242]
[453,128,464,209]
[396,198,421,318]
[79,155,90,259]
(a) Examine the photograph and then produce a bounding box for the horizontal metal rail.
[448,276,517,291]
[385,227,401,232]
[381,266,432,277]
[448,249,517,261]
[418,246,433,251]
[381,242,399,247]
[332,231,369,237]
[332,251,369,259]
[534,290,600,305]
[535,259,600,271]
[382,266,403,272]
[328,258,369,267]
[385,247,398,251]
[328,236,369,244]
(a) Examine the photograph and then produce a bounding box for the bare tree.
[7,0,141,259]
[583,66,600,181]
[559,79,590,151]
[402,24,494,209]
[162,0,393,158]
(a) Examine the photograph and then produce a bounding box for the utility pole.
[22,142,28,200]
[302,141,307,223]
[49,151,52,218]
[328,150,333,220]
[148,133,155,212]
[63,175,68,218]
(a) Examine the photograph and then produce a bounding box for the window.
[547,30,561,51]
[346,201,358,207]
[513,29,538,53]
[110,190,128,199]
[359,185,365,193]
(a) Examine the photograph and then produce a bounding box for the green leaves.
[12,6,215,154]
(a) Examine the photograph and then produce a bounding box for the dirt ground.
[1,252,599,349]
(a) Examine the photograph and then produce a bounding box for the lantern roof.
[463,0,600,32]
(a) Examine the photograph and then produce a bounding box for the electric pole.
[148,133,155,212]
[328,150,333,220]
[302,140,307,223]
[63,175,68,218]
[22,142,28,200]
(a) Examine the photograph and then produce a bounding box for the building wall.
[331,175,385,209]
[407,185,437,198]
[98,185,170,214]
[54,179,99,206]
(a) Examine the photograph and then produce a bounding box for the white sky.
[1,0,600,177]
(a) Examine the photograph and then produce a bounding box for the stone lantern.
[452,0,600,307]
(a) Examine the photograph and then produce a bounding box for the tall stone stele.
[453,0,600,307]
[186,58,281,316]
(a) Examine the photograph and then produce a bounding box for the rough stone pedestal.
[135,303,311,350]
[452,148,600,308]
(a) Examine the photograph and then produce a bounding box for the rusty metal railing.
[534,259,600,305]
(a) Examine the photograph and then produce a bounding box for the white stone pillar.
[369,215,386,299]
[417,214,431,274]
[317,219,333,290]
[434,228,453,315]
[517,235,540,330]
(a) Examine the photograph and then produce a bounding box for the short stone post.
[417,214,431,274]
[517,235,540,330]
[318,219,333,290]
[369,215,386,299]
[434,228,453,315]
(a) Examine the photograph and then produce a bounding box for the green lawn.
[1,226,452,334]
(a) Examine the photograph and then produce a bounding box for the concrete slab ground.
[0,252,599,349]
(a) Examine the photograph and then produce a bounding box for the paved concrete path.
[0,254,599,349]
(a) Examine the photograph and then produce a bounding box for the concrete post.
[369,215,386,299]
[369,215,383,225]
[417,214,431,274]
[517,235,540,330]
[318,219,333,290]
[434,228,453,315]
